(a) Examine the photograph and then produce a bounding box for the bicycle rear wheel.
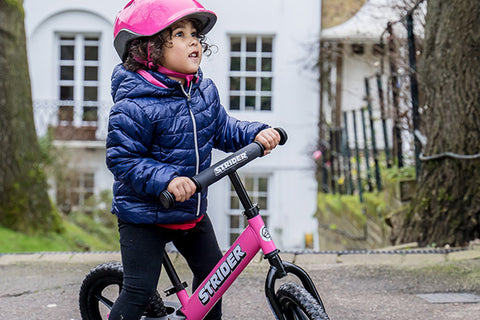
[276,283,329,320]
[79,262,166,320]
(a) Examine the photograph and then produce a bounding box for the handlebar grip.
[274,127,288,145]
[159,190,175,209]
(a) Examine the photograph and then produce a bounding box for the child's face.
[160,20,202,75]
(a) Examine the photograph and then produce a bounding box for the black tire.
[79,262,166,320]
[276,283,329,320]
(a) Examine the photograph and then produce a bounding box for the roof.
[321,0,403,42]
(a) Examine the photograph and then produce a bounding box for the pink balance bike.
[79,128,330,320]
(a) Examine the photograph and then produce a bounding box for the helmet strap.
[146,40,156,70]
[156,65,197,87]
[131,40,159,70]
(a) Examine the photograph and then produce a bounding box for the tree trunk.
[394,1,480,246]
[0,0,62,234]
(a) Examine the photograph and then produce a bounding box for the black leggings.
[108,214,223,320]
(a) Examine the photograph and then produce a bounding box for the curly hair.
[123,19,213,72]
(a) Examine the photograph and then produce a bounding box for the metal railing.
[33,100,112,141]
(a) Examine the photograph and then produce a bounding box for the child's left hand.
[255,128,281,155]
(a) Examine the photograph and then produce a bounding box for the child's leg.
[173,214,223,320]
[109,220,168,320]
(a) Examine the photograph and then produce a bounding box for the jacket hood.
[111,64,203,103]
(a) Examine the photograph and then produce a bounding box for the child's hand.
[167,177,197,202]
[255,128,281,155]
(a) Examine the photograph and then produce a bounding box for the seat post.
[162,249,188,296]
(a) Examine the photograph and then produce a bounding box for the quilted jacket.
[106,64,268,224]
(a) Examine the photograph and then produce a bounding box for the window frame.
[57,33,100,127]
[228,34,274,112]
[56,170,95,213]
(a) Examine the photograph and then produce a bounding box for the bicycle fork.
[264,251,326,320]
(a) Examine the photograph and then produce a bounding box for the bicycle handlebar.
[159,128,288,209]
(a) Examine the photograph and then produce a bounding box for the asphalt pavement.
[1,249,479,320]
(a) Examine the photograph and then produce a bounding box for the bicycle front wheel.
[276,283,329,320]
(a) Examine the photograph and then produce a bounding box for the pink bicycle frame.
[177,214,276,319]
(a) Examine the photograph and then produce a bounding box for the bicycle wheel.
[276,282,329,320]
[79,262,166,320]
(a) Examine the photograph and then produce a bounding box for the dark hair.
[123,19,213,72]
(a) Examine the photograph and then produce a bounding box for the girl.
[107,0,280,319]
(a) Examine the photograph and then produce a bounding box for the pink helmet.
[113,0,217,60]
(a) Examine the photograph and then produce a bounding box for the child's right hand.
[167,177,197,202]
[254,128,281,155]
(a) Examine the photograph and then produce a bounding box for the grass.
[418,261,480,287]
[0,214,119,254]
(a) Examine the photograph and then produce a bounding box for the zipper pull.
[187,83,193,101]
[179,82,192,101]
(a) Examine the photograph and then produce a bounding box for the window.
[229,35,273,111]
[56,171,95,213]
[228,175,270,245]
[351,43,365,55]
[58,35,100,126]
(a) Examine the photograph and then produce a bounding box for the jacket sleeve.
[106,100,177,197]
[210,87,269,152]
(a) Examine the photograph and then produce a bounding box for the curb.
[1,249,479,266]
[0,252,121,265]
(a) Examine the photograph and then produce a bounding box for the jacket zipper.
[181,83,201,217]
[179,82,193,101]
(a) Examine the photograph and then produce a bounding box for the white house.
[320,0,423,158]
[24,0,321,250]
[320,0,400,152]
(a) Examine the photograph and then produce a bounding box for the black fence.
[318,1,426,198]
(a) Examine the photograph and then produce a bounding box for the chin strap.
[156,65,196,87]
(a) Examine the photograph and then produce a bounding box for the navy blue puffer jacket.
[106,64,268,224]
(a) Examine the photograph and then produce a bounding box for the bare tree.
[393,0,480,246]
[0,0,62,233]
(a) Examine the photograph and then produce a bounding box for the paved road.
[0,252,479,319]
